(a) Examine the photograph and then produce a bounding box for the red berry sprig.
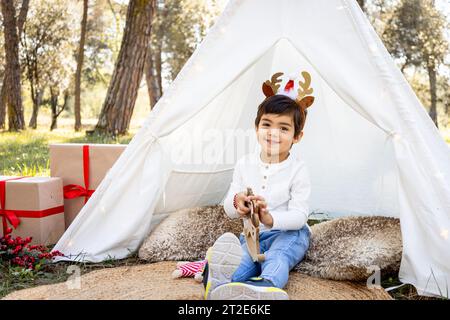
[0,227,64,270]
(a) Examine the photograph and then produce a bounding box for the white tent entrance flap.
[53,0,450,297]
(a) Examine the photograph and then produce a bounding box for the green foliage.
[409,72,450,128]
[380,0,449,127]
[0,253,144,299]
[2,0,443,133]
[82,0,127,86]
[151,0,223,82]
[21,0,78,94]
[0,131,51,176]
[383,0,448,69]
[0,260,71,298]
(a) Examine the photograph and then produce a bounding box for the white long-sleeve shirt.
[222,151,312,232]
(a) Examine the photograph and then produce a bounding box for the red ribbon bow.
[63,145,95,203]
[0,177,27,234]
[0,176,64,235]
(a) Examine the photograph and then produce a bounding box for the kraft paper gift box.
[0,176,65,245]
[49,143,126,229]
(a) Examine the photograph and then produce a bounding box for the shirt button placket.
[262,166,269,190]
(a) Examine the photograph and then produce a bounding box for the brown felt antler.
[262,72,284,97]
[296,71,315,110]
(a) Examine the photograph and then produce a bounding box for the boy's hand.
[234,192,251,217]
[247,195,273,228]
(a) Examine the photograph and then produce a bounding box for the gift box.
[0,176,65,245]
[49,143,126,229]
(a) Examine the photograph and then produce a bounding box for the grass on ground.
[0,252,147,298]
[0,119,134,177]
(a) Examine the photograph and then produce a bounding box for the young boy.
[203,72,315,300]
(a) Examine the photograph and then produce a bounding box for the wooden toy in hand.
[242,187,265,263]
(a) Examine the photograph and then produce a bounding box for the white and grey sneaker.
[203,232,243,300]
[210,280,289,300]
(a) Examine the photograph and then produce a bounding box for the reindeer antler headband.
[262,71,315,111]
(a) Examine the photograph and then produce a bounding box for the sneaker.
[203,232,243,300]
[210,278,289,300]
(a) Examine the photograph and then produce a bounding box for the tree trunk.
[400,57,411,74]
[357,0,366,12]
[28,88,44,129]
[74,0,89,131]
[50,88,59,131]
[50,88,68,131]
[94,0,156,136]
[0,85,6,130]
[25,51,43,129]
[427,63,438,128]
[154,43,163,98]
[0,0,29,131]
[27,68,36,128]
[145,47,162,109]
[0,0,29,129]
[16,0,30,36]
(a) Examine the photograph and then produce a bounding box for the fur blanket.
[139,206,241,262]
[139,205,402,281]
[295,216,402,281]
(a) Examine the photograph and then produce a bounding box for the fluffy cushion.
[138,205,242,262]
[139,206,402,282]
[295,216,402,281]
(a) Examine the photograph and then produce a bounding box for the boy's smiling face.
[256,113,303,161]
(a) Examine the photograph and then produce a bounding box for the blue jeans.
[231,225,310,289]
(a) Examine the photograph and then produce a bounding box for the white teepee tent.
[53,0,450,297]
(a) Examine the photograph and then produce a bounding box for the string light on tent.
[440,229,449,240]
[194,63,204,72]
[369,44,378,55]
[380,87,389,100]
[99,198,107,213]
[434,171,445,181]
[386,131,401,142]
[163,190,166,209]
[392,133,401,142]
